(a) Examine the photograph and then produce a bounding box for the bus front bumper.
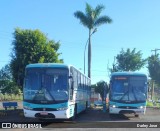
[23,109,70,119]
[109,107,146,115]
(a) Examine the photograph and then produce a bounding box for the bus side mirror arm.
[70,80,74,100]
[69,76,73,79]
[71,81,74,89]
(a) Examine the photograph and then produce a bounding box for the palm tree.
[74,3,112,78]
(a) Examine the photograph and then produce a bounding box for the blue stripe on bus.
[111,72,147,77]
[23,101,68,108]
[26,63,70,68]
[109,101,146,107]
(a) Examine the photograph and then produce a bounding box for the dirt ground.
[0,101,41,123]
[0,101,160,124]
[0,101,112,124]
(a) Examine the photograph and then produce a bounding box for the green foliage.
[92,81,109,101]
[148,54,160,85]
[147,101,154,107]
[111,48,146,72]
[74,3,112,30]
[0,64,20,94]
[0,64,12,80]
[0,81,20,94]
[0,93,23,101]
[10,28,63,87]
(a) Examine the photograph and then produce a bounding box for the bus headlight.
[110,105,116,108]
[139,106,145,109]
[24,106,33,110]
[57,107,68,111]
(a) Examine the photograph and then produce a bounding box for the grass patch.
[147,101,160,108]
[147,101,154,107]
[155,103,160,108]
[0,93,23,101]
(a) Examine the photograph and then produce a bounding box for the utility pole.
[150,48,160,100]
[103,82,107,113]
[151,48,160,55]
[151,80,154,100]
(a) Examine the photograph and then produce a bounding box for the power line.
[0,31,156,51]
[151,48,160,55]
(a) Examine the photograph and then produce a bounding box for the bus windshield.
[24,68,68,103]
[110,76,147,103]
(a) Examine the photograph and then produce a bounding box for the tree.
[109,56,119,73]
[92,81,109,101]
[10,28,63,88]
[0,81,20,94]
[111,48,146,72]
[0,64,19,94]
[0,64,12,80]
[74,3,112,78]
[148,54,160,85]
[0,64,12,91]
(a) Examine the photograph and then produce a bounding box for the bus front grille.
[119,110,135,114]
[118,106,138,109]
[35,113,55,119]
[33,108,57,111]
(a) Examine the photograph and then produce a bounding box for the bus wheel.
[135,114,139,117]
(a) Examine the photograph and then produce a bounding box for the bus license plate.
[136,111,142,113]
[40,112,48,115]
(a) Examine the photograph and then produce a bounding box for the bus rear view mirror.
[68,76,73,79]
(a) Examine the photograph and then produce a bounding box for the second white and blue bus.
[109,72,148,117]
[23,63,91,120]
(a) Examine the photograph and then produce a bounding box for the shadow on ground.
[0,107,131,123]
[0,109,40,122]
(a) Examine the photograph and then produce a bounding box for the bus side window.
[78,72,81,90]
[74,70,78,89]
[70,68,74,100]
[84,77,86,91]
[81,74,84,90]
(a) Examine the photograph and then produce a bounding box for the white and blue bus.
[109,72,148,117]
[23,63,91,120]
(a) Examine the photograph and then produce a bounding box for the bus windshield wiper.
[119,90,129,101]
[132,86,137,101]
[32,89,44,100]
[45,87,55,101]
[33,87,55,101]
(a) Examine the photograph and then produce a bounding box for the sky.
[0,0,160,84]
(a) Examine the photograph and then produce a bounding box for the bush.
[147,101,154,107]
[1,81,21,95]
[0,93,23,101]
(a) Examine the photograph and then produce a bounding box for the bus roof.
[26,63,70,69]
[26,63,90,80]
[111,72,147,77]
